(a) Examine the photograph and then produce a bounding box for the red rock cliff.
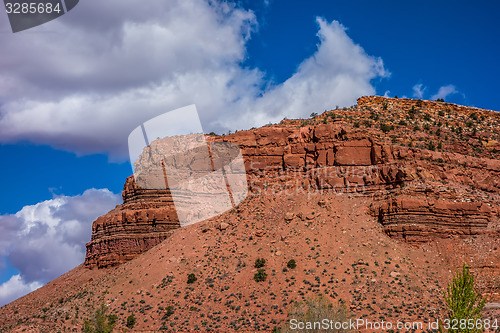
[85,96,500,268]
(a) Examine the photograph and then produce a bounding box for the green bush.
[287,259,297,269]
[380,123,393,133]
[126,314,136,329]
[82,304,116,333]
[469,112,478,121]
[161,306,174,320]
[107,314,117,327]
[254,258,266,268]
[187,273,197,284]
[440,264,486,332]
[254,269,267,282]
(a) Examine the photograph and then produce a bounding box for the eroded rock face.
[85,96,500,268]
[376,197,497,243]
[85,176,180,268]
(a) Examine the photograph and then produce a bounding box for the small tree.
[82,304,115,333]
[287,259,297,269]
[441,264,486,332]
[255,258,266,268]
[187,273,197,284]
[126,314,136,329]
[254,269,267,282]
[380,123,393,133]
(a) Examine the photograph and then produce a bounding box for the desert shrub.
[82,304,115,333]
[423,113,432,121]
[436,98,445,102]
[310,112,318,118]
[187,273,197,284]
[440,264,486,332]
[380,123,393,133]
[161,306,174,320]
[254,258,266,268]
[398,120,407,126]
[158,275,173,288]
[287,259,297,269]
[438,110,445,116]
[282,295,351,333]
[428,142,436,151]
[254,269,267,282]
[107,314,117,326]
[126,314,136,329]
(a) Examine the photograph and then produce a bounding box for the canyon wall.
[85,96,500,268]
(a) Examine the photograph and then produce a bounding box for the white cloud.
[0,189,121,306]
[0,274,42,307]
[0,0,388,160]
[431,84,458,100]
[217,18,389,130]
[412,83,426,98]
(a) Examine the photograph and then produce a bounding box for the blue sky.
[0,0,498,306]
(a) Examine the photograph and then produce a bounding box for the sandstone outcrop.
[85,176,180,268]
[85,96,500,268]
[376,197,497,243]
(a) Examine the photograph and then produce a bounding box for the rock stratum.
[85,96,500,268]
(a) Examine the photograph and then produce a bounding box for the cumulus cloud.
[218,18,389,130]
[0,275,43,307]
[0,189,121,306]
[431,84,458,100]
[0,0,388,160]
[412,83,426,98]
